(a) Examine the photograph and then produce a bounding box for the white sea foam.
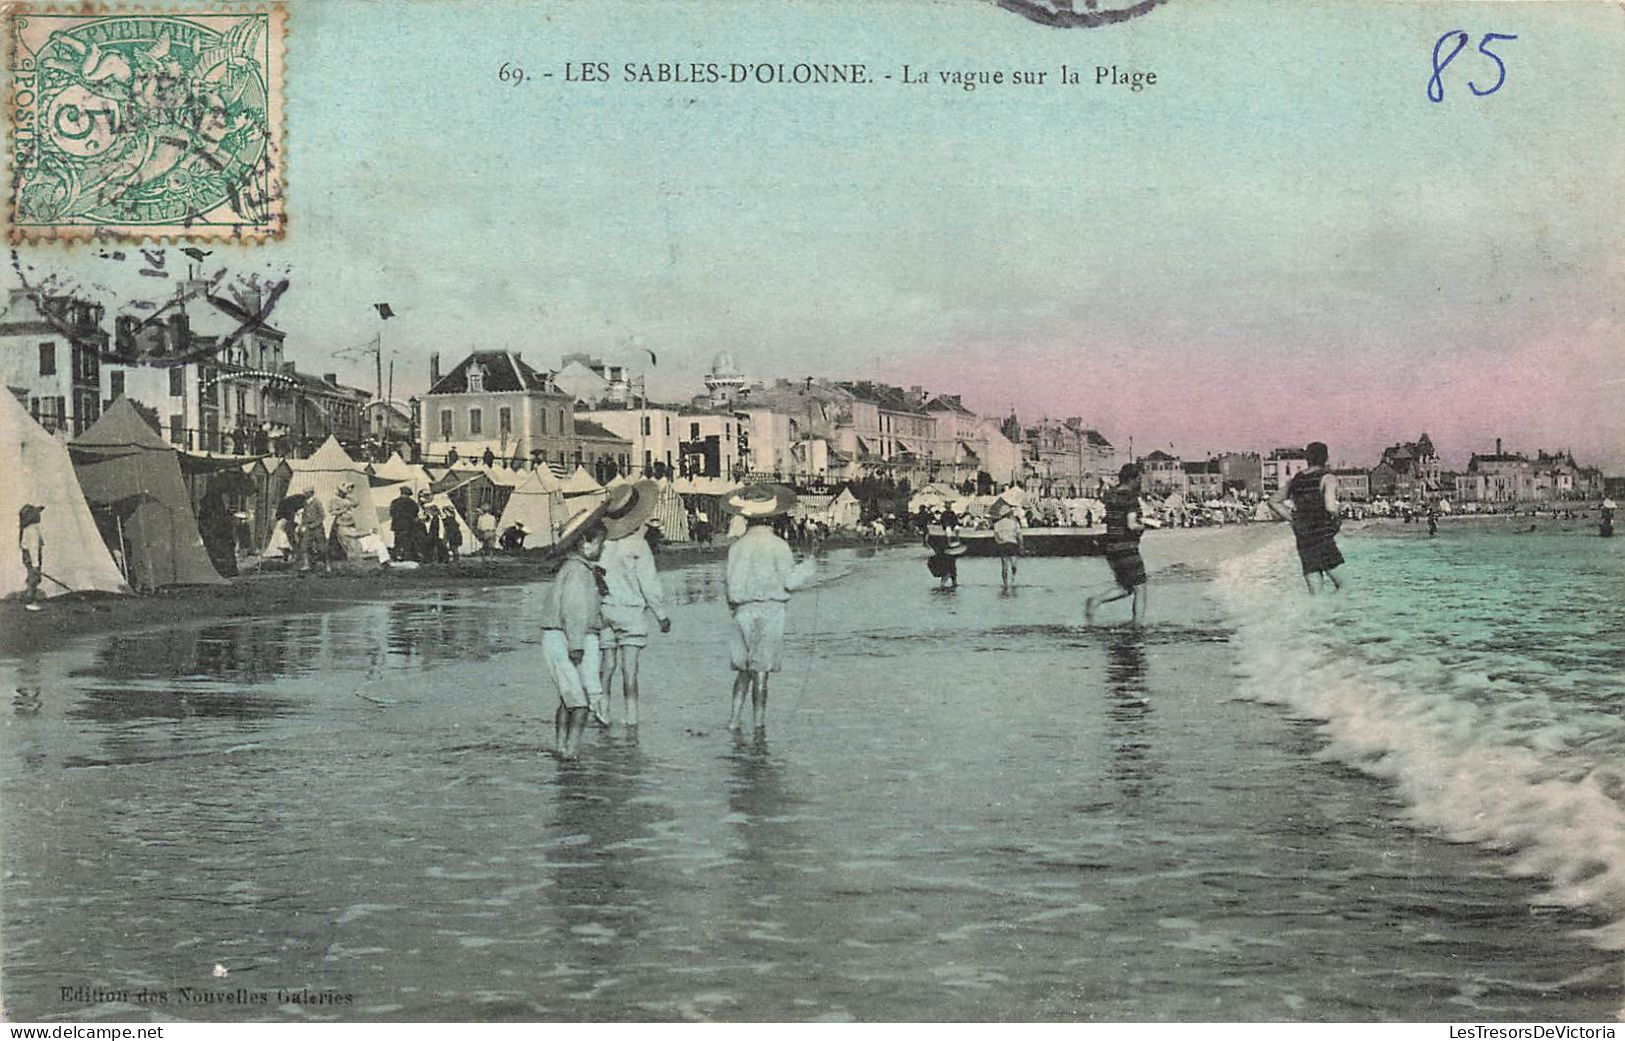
[1216,536,1625,950]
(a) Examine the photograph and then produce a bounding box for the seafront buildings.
[4,286,1615,501]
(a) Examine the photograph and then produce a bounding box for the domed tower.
[704,350,747,407]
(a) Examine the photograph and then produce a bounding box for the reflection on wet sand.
[1104,630,1159,803]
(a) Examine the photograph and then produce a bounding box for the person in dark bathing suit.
[1269,441,1344,593]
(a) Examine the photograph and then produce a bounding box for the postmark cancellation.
[4,6,286,243]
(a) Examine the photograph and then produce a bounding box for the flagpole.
[374,332,383,402]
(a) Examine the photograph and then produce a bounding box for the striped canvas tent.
[649,480,691,542]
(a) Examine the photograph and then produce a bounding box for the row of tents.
[1,391,727,602]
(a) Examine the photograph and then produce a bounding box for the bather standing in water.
[1269,441,1344,593]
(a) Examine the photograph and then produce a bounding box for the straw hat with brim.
[724,483,798,518]
[555,500,609,553]
[989,499,1013,520]
[944,539,968,557]
[602,479,660,539]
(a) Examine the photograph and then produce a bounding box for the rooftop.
[428,351,555,396]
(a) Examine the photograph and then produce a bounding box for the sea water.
[1,527,1620,1021]
[1219,523,1625,953]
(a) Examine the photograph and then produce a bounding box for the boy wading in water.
[723,484,813,733]
[990,498,1024,590]
[1086,463,1155,626]
[539,503,609,759]
[597,480,672,730]
[1269,440,1345,593]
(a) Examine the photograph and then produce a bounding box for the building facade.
[1262,448,1309,496]
[0,289,108,437]
[421,351,575,466]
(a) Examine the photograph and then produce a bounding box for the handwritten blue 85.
[1429,30,1518,103]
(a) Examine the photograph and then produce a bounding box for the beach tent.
[497,470,566,548]
[561,465,603,496]
[370,452,433,491]
[649,480,691,542]
[828,487,862,530]
[477,464,524,517]
[1,392,129,599]
[435,470,501,525]
[284,436,380,539]
[70,399,225,590]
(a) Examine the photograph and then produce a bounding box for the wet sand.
[3,525,1618,1021]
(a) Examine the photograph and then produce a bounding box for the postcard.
[1,0,1622,1026]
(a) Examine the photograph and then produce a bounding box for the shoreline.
[1,514,1604,659]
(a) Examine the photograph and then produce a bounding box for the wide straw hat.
[723,483,798,519]
[555,500,609,553]
[988,499,1013,521]
[602,479,660,539]
[944,538,968,557]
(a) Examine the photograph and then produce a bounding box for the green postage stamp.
[4,6,286,242]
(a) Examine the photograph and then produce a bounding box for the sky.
[12,0,1623,472]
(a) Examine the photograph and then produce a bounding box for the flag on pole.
[180,247,212,263]
[374,303,395,320]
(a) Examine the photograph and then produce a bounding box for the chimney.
[1496,437,1502,456]
[430,352,441,387]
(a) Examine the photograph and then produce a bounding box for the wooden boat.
[948,527,1107,557]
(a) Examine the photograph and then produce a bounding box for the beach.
[1,522,1621,1021]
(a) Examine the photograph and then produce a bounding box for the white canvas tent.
[561,465,603,496]
[497,470,566,548]
[285,437,380,538]
[1,392,129,599]
[370,452,433,491]
[828,487,862,529]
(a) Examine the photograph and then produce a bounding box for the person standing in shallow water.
[1086,463,1152,626]
[1269,440,1345,592]
[723,484,813,734]
[539,504,609,760]
[18,504,44,611]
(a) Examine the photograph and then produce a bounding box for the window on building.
[201,369,218,405]
[236,388,247,418]
[169,367,185,397]
[467,365,484,392]
[690,422,700,439]
[499,407,512,434]
[77,391,99,434]
[440,409,453,439]
[642,416,651,437]
[664,417,670,436]
[109,371,125,400]
[169,414,184,445]
[38,342,55,376]
[469,407,482,436]
[540,409,548,434]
